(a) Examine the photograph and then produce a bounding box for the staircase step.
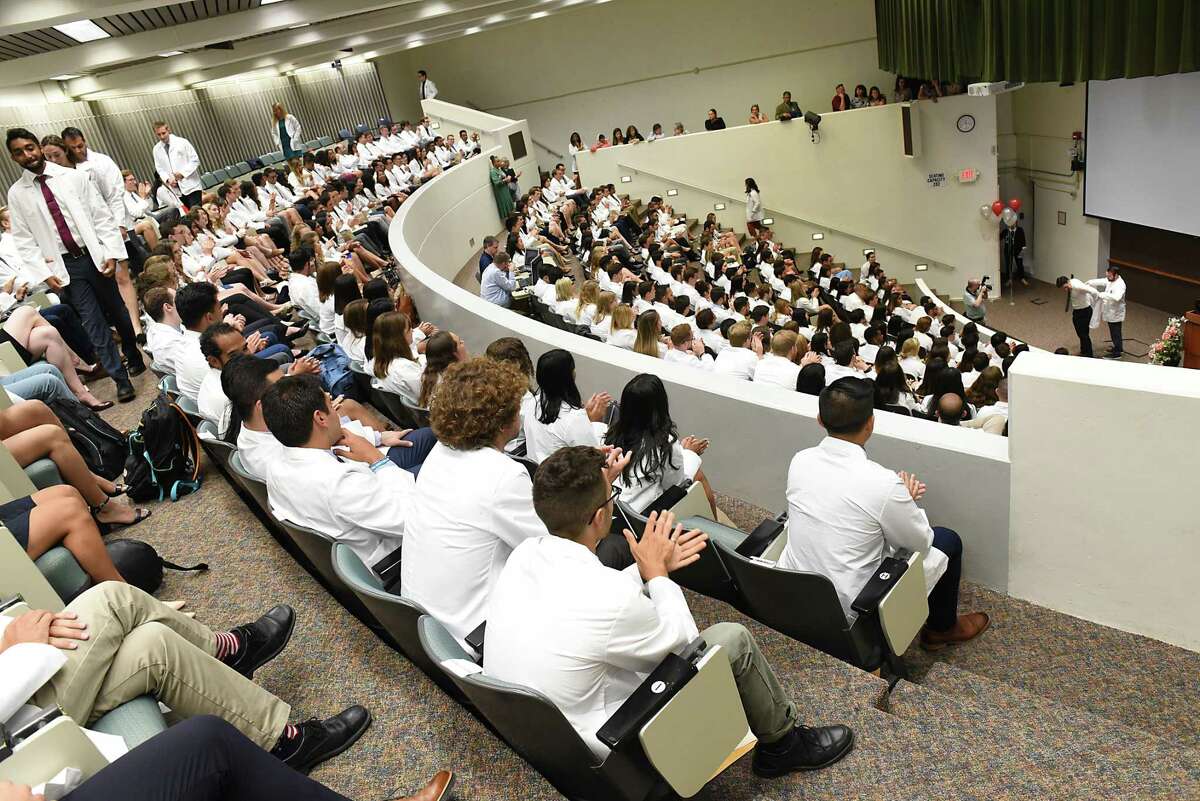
[920,662,1200,792]
[888,673,1200,799]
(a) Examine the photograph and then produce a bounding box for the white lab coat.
[403,443,549,645]
[265,444,416,568]
[5,161,124,286]
[270,114,303,150]
[366,354,424,407]
[522,400,604,463]
[418,78,438,100]
[712,346,759,381]
[752,353,800,390]
[144,320,186,375]
[152,135,202,196]
[1086,276,1126,324]
[483,535,699,758]
[173,330,209,402]
[779,436,948,621]
[76,150,126,237]
[745,189,764,223]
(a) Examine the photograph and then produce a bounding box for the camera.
[980,276,992,291]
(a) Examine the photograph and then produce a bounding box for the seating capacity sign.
[926,172,947,188]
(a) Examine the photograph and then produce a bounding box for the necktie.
[34,174,82,257]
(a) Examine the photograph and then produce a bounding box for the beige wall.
[997,84,1108,283]
[1008,351,1200,651]
[376,0,894,167]
[578,94,1001,296]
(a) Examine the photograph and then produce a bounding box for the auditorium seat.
[331,544,468,702]
[33,545,90,604]
[318,135,334,148]
[227,451,269,510]
[90,695,169,749]
[200,171,217,189]
[212,168,230,184]
[196,420,235,471]
[233,161,251,176]
[158,373,181,399]
[338,128,353,141]
[274,519,352,599]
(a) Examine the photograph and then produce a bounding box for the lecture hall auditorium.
[1,1,1198,800]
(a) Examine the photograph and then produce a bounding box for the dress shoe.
[84,399,114,412]
[126,360,148,378]
[225,605,295,678]
[1102,351,1123,359]
[274,706,372,774]
[116,381,137,403]
[752,724,854,777]
[389,771,455,801]
[920,612,991,651]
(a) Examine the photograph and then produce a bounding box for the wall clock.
[957,114,976,133]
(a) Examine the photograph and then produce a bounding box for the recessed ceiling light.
[49,74,82,81]
[52,20,110,42]
[259,0,286,5]
[407,39,424,48]
[484,14,506,23]
[288,22,310,29]
[464,26,481,34]
[158,51,183,57]
[530,11,548,18]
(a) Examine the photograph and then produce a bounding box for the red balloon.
[991,201,1004,216]
[1008,198,1022,212]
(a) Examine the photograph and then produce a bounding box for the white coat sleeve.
[603,579,699,674]
[6,196,52,285]
[180,140,201,179]
[81,172,123,262]
[329,463,413,540]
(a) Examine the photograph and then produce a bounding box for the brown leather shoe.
[920,612,990,651]
[389,770,455,801]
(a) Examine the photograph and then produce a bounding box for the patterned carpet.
[77,359,1200,800]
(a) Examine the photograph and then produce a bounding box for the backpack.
[123,393,203,502]
[106,539,208,595]
[307,342,357,399]
[48,399,127,480]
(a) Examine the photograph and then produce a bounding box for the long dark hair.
[332,274,361,315]
[419,331,459,408]
[362,297,393,360]
[534,349,583,424]
[605,374,679,484]
[744,177,759,194]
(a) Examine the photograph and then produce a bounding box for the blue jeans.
[39,303,98,365]
[0,363,75,405]
[385,427,437,477]
[255,342,291,362]
[927,526,963,631]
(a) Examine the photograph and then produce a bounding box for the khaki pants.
[34,582,291,749]
[702,622,797,745]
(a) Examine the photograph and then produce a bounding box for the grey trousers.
[701,622,797,744]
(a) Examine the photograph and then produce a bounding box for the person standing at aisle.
[151,121,203,209]
[5,128,144,402]
[1088,265,1127,359]
[418,70,438,101]
[270,103,304,161]
[745,177,764,237]
[1056,275,1097,357]
[61,126,144,344]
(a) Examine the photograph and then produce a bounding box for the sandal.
[104,483,130,497]
[91,496,152,529]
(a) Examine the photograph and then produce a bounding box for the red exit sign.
[957,168,979,183]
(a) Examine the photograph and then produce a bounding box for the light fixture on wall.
[713,202,726,211]
[666,189,678,197]
[915,263,929,272]
[619,175,632,183]
[761,217,774,225]
[49,74,81,81]
[863,248,875,256]
[430,121,440,129]
[811,232,824,241]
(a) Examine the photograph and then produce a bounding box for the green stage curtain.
[876,0,1199,82]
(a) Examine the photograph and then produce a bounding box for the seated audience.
[523,349,612,462]
[403,357,548,645]
[367,311,425,407]
[484,447,855,774]
[780,378,989,649]
[417,330,469,408]
[753,330,805,390]
[481,251,517,308]
[713,322,762,380]
[484,337,536,456]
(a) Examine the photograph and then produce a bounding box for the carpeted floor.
[77,361,1200,801]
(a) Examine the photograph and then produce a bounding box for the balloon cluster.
[979,198,1021,227]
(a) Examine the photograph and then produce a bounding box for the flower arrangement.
[1148,317,1183,366]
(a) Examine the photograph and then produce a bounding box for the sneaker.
[224,605,295,678]
[273,706,372,774]
[751,723,854,778]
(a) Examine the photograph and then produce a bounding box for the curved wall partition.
[390,143,1012,593]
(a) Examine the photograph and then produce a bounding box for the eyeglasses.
[594,483,622,517]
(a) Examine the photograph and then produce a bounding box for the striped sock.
[213,631,241,662]
[272,723,303,756]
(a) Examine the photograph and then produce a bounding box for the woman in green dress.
[490,155,515,219]
[271,102,303,160]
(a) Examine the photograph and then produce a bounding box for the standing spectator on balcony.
[748,104,770,124]
[270,103,303,161]
[849,85,870,109]
[417,69,438,101]
[745,178,764,237]
[868,86,887,106]
[489,156,515,220]
[704,109,727,131]
[775,91,802,121]
[568,131,585,181]
[831,84,850,111]
[151,121,202,208]
[646,123,665,142]
[894,77,914,103]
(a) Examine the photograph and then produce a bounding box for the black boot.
[751,724,854,778]
[222,605,295,678]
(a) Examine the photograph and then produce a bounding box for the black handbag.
[106,539,208,595]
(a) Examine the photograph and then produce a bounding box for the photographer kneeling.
[962,277,990,325]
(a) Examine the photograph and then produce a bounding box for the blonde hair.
[633,311,662,358]
[771,330,799,359]
[728,321,752,347]
[900,338,921,359]
[593,291,616,325]
[575,280,599,316]
[611,303,634,331]
[554,277,575,303]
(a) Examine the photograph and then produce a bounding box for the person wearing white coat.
[270,103,304,160]
[6,133,142,399]
[1086,266,1127,359]
[417,70,438,101]
[745,177,765,236]
[151,122,203,207]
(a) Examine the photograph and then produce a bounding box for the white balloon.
[979,204,993,219]
[1001,207,1018,227]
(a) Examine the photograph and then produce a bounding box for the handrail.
[914,278,1043,352]
[1108,257,1200,288]
[615,162,948,268]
